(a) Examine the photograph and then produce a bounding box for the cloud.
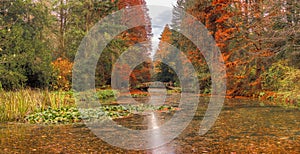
[144,1,177,56]
[147,6,173,52]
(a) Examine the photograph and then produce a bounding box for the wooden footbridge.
[135,82,176,91]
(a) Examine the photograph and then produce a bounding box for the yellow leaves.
[51,58,73,90]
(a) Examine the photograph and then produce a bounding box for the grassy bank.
[0,89,119,122]
[0,89,178,124]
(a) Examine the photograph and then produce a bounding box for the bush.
[261,61,300,108]
[198,72,211,93]
[96,89,119,100]
[261,61,291,91]
[262,61,300,91]
[0,70,27,90]
[51,58,73,90]
[289,51,300,69]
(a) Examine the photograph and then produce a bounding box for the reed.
[0,89,75,122]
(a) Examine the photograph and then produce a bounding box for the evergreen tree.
[0,0,53,90]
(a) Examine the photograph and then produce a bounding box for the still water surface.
[0,96,299,153]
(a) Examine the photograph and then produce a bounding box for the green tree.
[0,0,54,90]
[51,0,119,61]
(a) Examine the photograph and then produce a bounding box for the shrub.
[0,70,27,90]
[96,89,119,100]
[261,61,291,91]
[261,60,300,108]
[51,58,73,90]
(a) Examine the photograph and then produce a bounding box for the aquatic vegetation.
[79,106,131,121]
[25,107,81,124]
[80,104,178,121]
[157,105,178,111]
[25,104,178,124]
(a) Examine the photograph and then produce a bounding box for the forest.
[1,0,299,97]
[1,0,300,118]
[0,0,299,122]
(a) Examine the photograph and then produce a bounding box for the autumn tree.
[51,58,73,90]
[154,25,179,83]
[225,0,299,95]
[163,0,234,93]
[117,0,152,46]
[166,0,299,96]
[116,0,153,88]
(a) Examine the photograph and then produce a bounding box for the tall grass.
[0,89,75,122]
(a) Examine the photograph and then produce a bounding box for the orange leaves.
[51,58,73,90]
[117,0,152,45]
[216,14,231,23]
[202,0,236,59]
[235,76,246,79]
[115,0,152,88]
[212,0,229,6]
[129,62,152,87]
[160,25,172,43]
[156,25,172,58]
[117,0,146,9]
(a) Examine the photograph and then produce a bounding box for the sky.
[146,0,177,7]
[145,0,178,57]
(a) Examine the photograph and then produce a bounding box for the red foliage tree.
[117,0,152,46]
[117,0,153,88]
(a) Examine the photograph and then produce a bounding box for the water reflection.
[146,86,175,153]
[147,112,175,154]
[148,112,159,129]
